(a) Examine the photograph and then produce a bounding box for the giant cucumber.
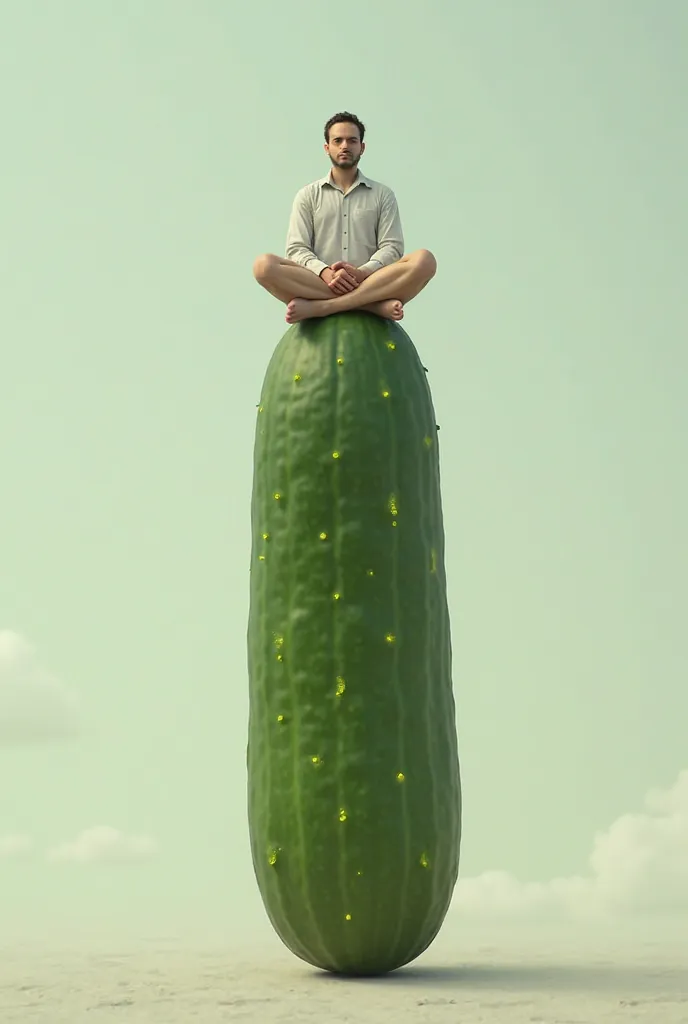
[247,311,461,976]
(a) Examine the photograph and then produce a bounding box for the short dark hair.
[324,111,366,143]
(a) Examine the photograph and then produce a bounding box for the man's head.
[324,111,366,171]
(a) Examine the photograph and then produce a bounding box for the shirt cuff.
[307,258,330,277]
[358,259,383,276]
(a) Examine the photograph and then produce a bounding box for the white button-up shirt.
[285,170,404,278]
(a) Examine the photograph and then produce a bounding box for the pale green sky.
[1,1,687,946]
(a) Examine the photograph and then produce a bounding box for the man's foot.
[285,298,323,323]
[285,296,405,324]
[363,299,404,321]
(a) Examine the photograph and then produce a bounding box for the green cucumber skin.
[247,311,461,976]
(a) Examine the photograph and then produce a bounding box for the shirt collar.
[319,169,372,189]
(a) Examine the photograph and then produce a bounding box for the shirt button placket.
[343,196,348,256]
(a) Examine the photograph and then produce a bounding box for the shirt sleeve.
[358,187,404,275]
[285,187,329,277]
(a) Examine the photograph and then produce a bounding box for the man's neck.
[329,167,359,192]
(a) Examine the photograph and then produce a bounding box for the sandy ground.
[1,929,686,1023]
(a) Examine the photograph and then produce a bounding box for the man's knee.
[412,248,437,280]
[253,253,279,282]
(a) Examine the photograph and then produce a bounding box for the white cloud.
[0,834,33,859]
[0,630,79,745]
[454,769,688,922]
[46,826,157,864]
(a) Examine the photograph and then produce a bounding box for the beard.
[330,152,360,168]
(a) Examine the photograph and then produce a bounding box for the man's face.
[325,122,364,170]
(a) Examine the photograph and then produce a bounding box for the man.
[252,111,437,324]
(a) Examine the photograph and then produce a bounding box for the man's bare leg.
[253,254,400,318]
[284,250,437,324]
[252,254,335,301]
[253,250,435,323]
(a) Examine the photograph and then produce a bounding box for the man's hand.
[320,262,371,295]
[330,261,371,285]
[320,265,358,295]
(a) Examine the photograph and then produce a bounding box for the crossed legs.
[252,249,437,323]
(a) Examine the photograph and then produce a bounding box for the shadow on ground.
[311,960,686,994]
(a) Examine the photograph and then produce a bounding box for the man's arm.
[358,187,404,276]
[285,188,329,278]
